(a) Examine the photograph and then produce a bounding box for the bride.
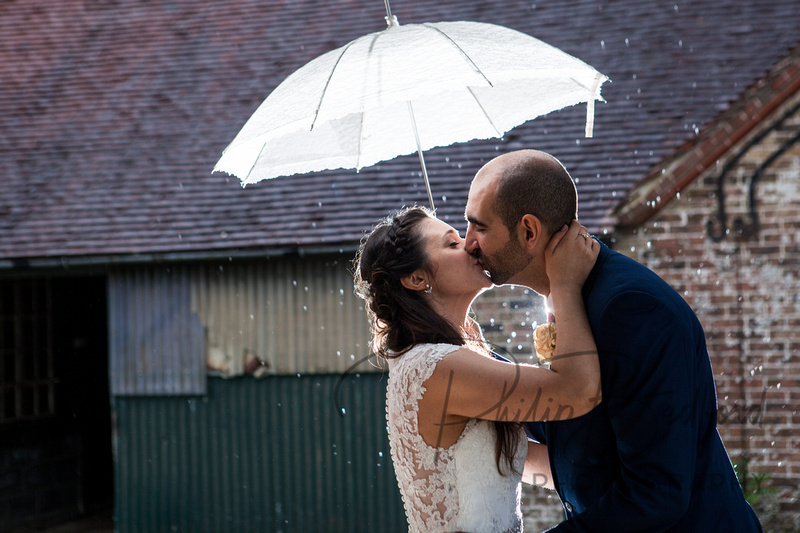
[354,206,600,532]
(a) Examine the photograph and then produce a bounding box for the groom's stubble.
[480,230,533,287]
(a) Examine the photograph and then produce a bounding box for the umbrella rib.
[467,87,502,137]
[310,41,357,131]
[420,23,493,87]
[245,142,268,184]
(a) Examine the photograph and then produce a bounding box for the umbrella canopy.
[214,16,608,207]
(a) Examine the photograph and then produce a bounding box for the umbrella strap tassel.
[585,72,605,138]
[407,101,435,211]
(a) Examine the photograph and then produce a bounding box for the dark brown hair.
[353,206,522,475]
[495,151,578,235]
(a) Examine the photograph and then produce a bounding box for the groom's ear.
[401,271,427,292]
[519,214,543,250]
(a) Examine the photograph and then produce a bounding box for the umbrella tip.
[385,14,399,28]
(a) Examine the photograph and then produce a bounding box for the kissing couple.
[353,149,762,532]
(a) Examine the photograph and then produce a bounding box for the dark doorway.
[0,276,112,531]
[52,277,113,521]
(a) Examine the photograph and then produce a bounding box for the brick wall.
[470,100,800,531]
[472,284,544,365]
[614,101,800,531]
[472,285,564,530]
[471,284,566,529]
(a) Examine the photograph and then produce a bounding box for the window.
[0,279,56,424]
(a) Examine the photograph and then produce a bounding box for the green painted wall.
[113,373,404,532]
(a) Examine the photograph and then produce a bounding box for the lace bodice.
[386,343,526,533]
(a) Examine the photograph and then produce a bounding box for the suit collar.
[582,239,610,300]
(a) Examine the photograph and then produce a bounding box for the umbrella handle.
[407,101,436,211]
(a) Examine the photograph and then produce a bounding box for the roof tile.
[2,0,800,260]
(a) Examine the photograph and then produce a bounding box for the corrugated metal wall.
[109,266,207,395]
[113,373,405,533]
[108,254,375,395]
[191,255,372,376]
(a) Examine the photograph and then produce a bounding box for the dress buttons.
[564,501,574,514]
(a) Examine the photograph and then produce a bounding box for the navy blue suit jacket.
[527,242,762,532]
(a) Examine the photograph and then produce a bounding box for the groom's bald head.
[474,150,578,236]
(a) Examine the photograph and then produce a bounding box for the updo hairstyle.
[353,206,462,359]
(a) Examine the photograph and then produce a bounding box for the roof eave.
[0,243,360,272]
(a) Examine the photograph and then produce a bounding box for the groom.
[464,150,762,532]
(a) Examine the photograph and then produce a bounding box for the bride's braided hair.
[354,206,523,476]
[353,206,461,359]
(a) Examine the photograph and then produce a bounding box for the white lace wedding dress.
[386,343,526,533]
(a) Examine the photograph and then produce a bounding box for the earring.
[424,284,432,294]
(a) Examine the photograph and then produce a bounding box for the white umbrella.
[214,3,608,209]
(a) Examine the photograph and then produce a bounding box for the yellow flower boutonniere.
[534,321,556,365]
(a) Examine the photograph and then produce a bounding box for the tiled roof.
[2,0,799,262]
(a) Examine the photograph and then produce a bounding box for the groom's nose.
[464,226,479,255]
